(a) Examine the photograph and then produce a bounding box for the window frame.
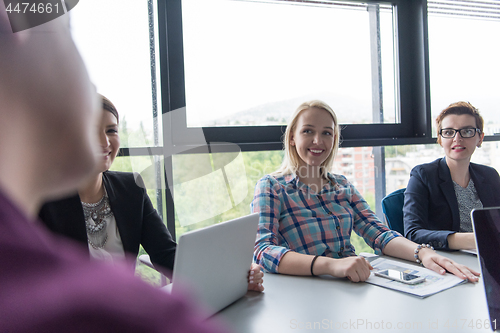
[157,0,435,152]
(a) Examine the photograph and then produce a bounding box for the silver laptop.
[471,207,500,331]
[163,213,259,318]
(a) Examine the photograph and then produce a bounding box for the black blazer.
[39,171,176,271]
[403,157,500,249]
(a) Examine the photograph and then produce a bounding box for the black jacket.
[403,157,500,249]
[39,171,176,271]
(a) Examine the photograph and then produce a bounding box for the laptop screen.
[472,208,500,332]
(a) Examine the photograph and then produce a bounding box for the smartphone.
[374,269,426,285]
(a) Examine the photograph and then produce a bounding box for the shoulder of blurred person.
[0,190,225,333]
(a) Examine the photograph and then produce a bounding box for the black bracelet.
[310,255,320,276]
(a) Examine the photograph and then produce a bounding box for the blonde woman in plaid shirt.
[252,100,479,283]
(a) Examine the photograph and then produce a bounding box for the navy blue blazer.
[39,171,176,271]
[403,157,500,250]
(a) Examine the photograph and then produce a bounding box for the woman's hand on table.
[247,263,264,292]
[419,249,480,283]
[315,256,373,282]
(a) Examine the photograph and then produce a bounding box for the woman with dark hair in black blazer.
[40,95,264,291]
[404,101,500,250]
[39,95,175,269]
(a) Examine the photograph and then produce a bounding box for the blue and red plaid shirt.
[251,173,400,273]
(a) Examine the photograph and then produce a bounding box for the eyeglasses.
[439,127,481,139]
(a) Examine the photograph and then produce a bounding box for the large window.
[162,0,433,150]
[68,0,500,264]
[70,0,165,284]
[171,149,376,253]
[427,0,500,136]
[71,0,162,149]
[182,0,397,127]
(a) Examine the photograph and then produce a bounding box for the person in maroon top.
[0,5,227,333]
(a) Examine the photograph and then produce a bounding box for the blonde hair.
[272,100,340,180]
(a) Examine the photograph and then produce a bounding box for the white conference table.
[213,251,493,333]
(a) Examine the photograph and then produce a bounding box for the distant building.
[332,147,375,196]
[385,158,412,194]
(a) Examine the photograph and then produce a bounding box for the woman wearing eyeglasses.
[403,101,500,250]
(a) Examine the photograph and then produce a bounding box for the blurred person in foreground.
[0,5,226,333]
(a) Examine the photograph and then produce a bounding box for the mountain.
[201,91,376,126]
